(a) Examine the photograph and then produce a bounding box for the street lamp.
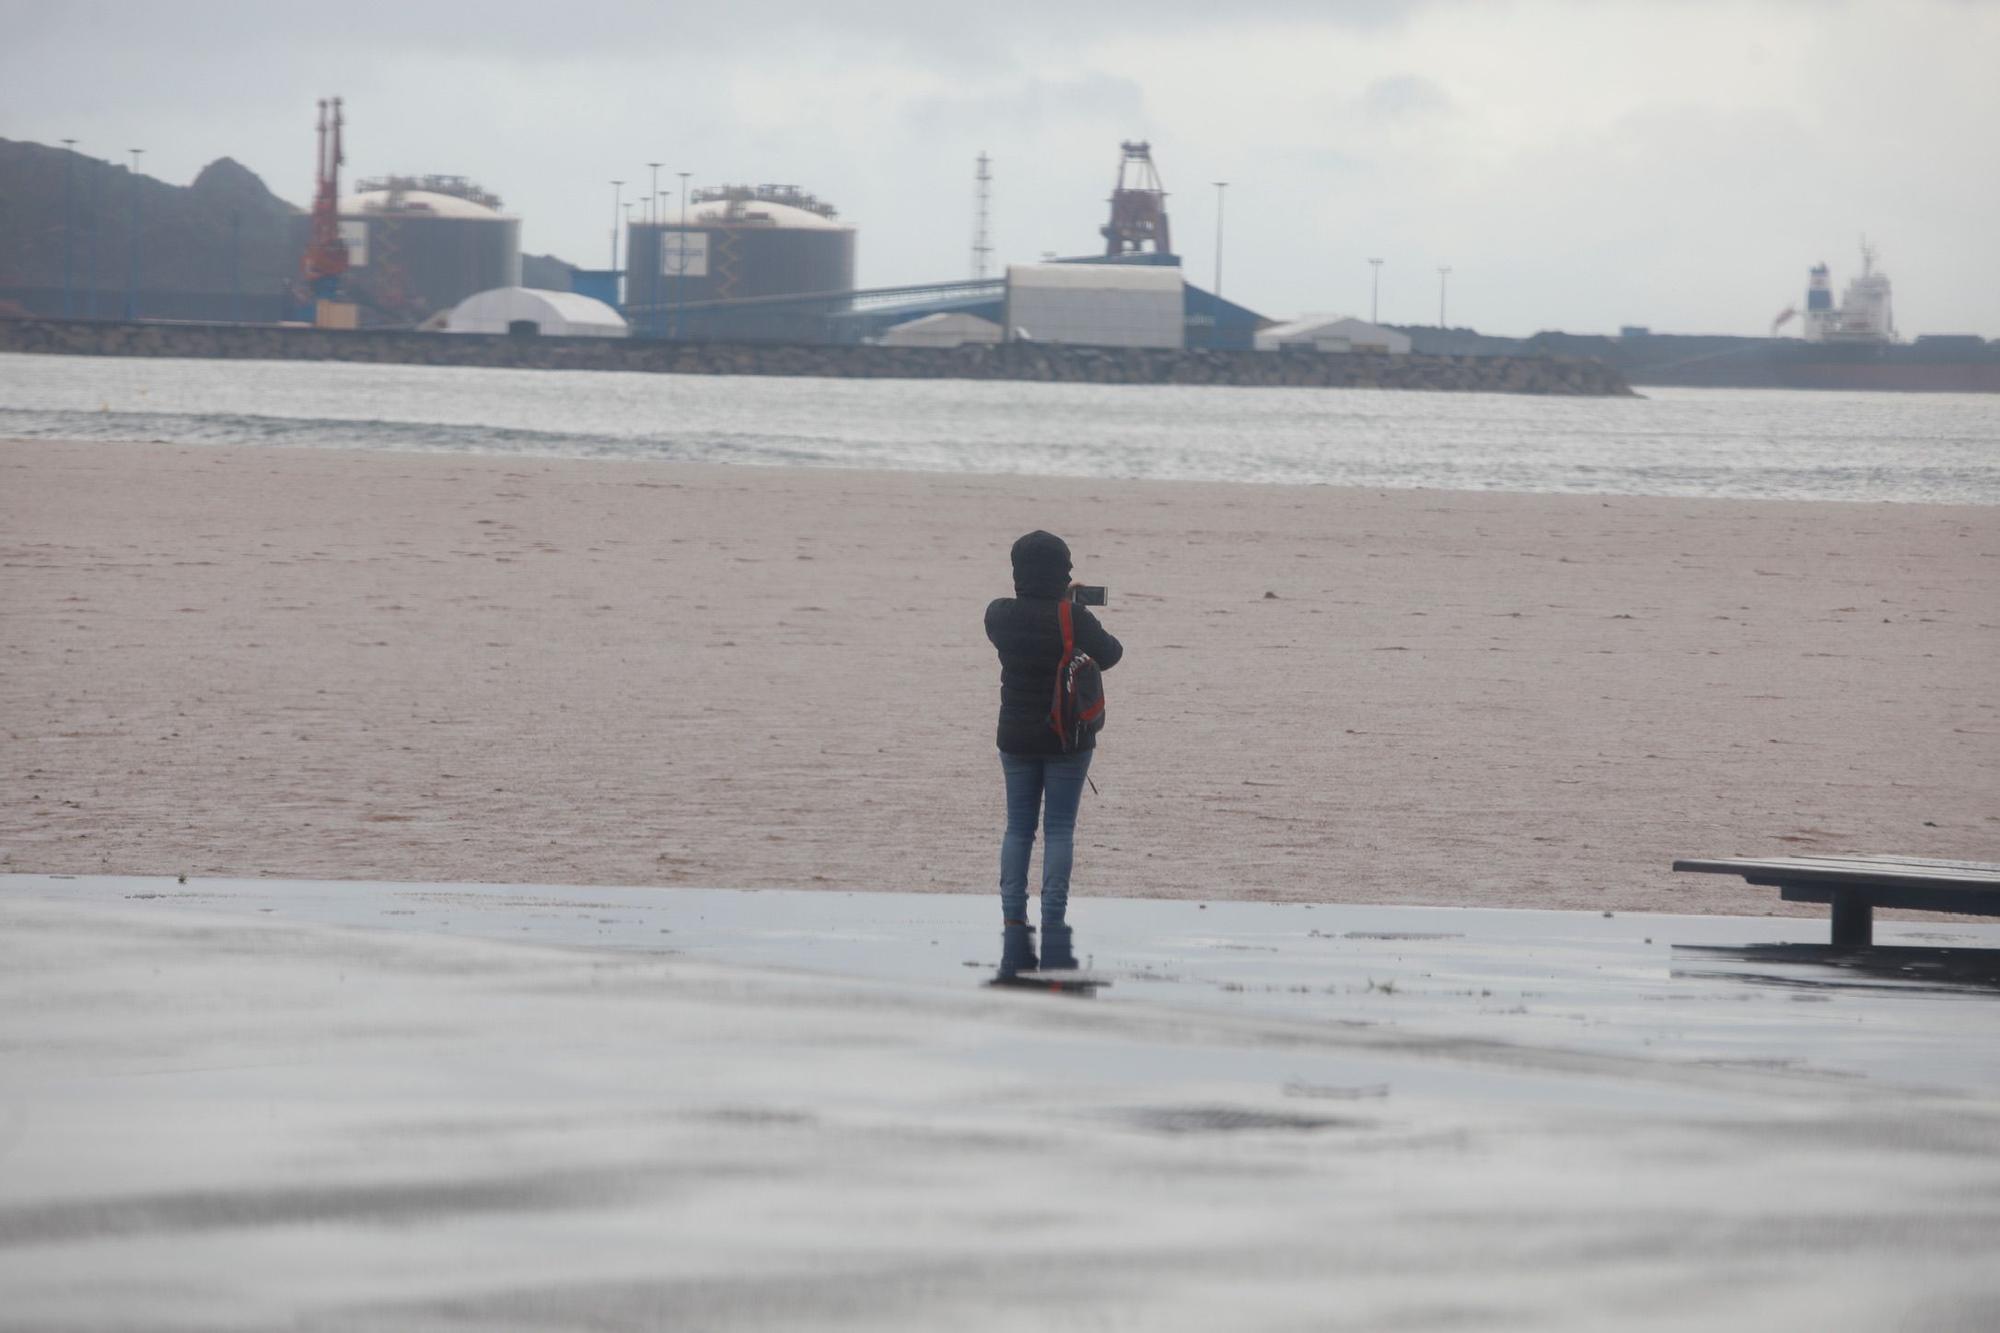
[230,211,243,324]
[646,162,663,327]
[1367,257,1383,325]
[673,171,692,340]
[1437,266,1452,328]
[60,139,76,317]
[1208,178,1224,296]
[85,157,100,318]
[609,179,624,277]
[126,148,144,321]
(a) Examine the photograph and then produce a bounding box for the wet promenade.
[6,875,2000,1330]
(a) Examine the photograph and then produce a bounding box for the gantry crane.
[1100,141,1172,257]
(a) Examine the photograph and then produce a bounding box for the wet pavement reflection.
[989,921,1105,994]
[1674,941,2000,994]
[13,874,2000,1095]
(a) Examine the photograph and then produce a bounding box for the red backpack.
[1048,599,1107,753]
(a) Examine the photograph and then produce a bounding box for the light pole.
[126,148,144,321]
[625,200,638,309]
[609,179,624,285]
[1211,180,1228,347]
[85,160,99,318]
[1437,266,1451,328]
[1368,257,1383,325]
[674,171,691,340]
[60,139,76,317]
[646,162,662,327]
[1208,180,1224,294]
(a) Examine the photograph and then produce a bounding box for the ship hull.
[1525,332,2000,394]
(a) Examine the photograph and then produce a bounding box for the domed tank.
[626,185,856,314]
[333,175,522,324]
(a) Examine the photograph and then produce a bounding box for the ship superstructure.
[1802,241,1895,344]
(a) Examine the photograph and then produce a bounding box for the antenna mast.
[972,152,992,280]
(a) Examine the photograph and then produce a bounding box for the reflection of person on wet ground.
[984,530,1123,976]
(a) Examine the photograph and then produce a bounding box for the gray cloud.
[1358,75,1454,121]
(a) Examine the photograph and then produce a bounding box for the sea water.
[2,351,1995,503]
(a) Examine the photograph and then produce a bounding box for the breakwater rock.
[0,317,1635,397]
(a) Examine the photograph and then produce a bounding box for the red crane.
[1101,141,1172,257]
[300,97,350,301]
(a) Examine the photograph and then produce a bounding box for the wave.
[0,408,842,469]
[3,396,1994,505]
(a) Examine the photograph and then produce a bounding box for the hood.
[1010,529,1072,599]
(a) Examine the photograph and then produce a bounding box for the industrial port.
[1,100,1995,391]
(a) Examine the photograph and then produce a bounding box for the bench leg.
[1830,893,1873,948]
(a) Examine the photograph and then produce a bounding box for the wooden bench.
[1673,854,2000,947]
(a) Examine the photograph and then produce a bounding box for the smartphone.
[1070,585,1108,606]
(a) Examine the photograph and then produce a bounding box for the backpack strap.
[1049,598,1077,746]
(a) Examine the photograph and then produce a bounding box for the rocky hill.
[0,139,307,318]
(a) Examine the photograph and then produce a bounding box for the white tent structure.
[439,287,628,338]
[1255,315,1411,355]
[877,312,1004,348]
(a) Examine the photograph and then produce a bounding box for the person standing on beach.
[984,530,1123,974]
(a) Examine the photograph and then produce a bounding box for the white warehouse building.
[1255,315,1411,355]
[1004,263,1184,349]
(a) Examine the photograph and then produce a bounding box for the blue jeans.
[998,749,1093,926]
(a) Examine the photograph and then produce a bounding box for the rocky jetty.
[0,317,1635,396]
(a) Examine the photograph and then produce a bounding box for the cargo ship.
[1516,244,2000,393]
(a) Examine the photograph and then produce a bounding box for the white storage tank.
[629,185,856,309]
[333,176,522,324]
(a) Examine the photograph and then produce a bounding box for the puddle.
[9,874,2000,1096]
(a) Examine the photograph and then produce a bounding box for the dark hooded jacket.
[984,530,1123,756]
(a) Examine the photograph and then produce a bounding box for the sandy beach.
[2,438,1993,914]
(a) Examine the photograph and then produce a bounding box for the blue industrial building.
[615,255,1264,350]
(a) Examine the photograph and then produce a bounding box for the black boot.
[998,923,1038,979]
[1041,921,1078,972]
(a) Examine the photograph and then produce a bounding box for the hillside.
[0,139,308,319]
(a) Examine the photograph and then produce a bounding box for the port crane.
[299,97,350,303]
[1101,141,1172,257]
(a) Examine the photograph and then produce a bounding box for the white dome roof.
[340,189,508,220]
[675,198,848,231]
[442,287,627,337]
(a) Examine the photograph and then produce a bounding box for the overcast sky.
[7,0,1997,337]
